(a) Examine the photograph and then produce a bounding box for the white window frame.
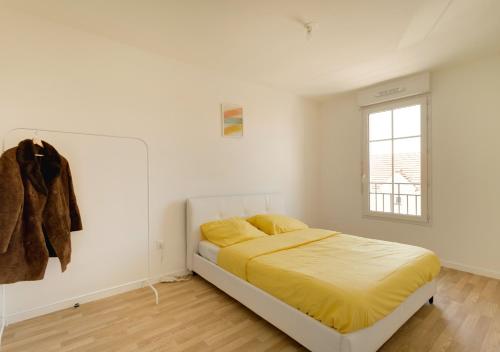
[362,95,430,223]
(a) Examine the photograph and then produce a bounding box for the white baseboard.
[4,269,186,326]
[441,260,500,280]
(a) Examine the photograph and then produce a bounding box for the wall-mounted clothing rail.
[0,127,159,345]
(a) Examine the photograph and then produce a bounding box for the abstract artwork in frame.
[221,104,243,137]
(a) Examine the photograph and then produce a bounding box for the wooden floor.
[2,267,500,352]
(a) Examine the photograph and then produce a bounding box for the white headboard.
[186,194,284,270]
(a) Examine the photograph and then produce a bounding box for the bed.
[186,194,438,352]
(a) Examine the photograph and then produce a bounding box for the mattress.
[198,240,220,264]
[217,229,441,333]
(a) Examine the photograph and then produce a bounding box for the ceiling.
[2,0,500,98]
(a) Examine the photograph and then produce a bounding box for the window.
[362,96,429,222]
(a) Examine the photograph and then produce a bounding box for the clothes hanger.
[32,130,45,157]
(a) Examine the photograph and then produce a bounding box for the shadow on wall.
[159,200,188,273]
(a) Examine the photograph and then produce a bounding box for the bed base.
[193,254,436,352]
[186,195,437,352]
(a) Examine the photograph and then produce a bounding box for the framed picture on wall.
[221,104,243,137]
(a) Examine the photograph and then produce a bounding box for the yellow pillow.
[246,214,308,235]
[200,217,267,247]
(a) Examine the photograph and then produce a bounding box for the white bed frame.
[186,194,436,352]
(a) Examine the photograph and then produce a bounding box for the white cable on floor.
[160,274,193,283]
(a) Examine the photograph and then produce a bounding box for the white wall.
[3,131,152,323]
[0,8,320,319]
[318,53,500,279]
[0,286,4,334]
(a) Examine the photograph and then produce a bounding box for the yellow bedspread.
[217,229,440,333]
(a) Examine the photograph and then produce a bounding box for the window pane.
[394,194,408,215]
[394,195,421,216]
[393,137,421,185]
[394,136,421,216]
[369,183,393,212]
[383,194,391,213]
[393,104,420,138]
[369,140,392,184]
[416,196,421,216]
[370,193,376,211]
[369,139,392,212]
[369,194,393,213]
[369,110,391,141]
[407,195,418,215]
[399,183,420,196]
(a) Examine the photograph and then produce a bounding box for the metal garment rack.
[0,128,159,345]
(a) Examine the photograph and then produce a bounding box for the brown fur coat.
[0,139,82,284]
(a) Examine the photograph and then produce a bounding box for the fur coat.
[0,139,82,284]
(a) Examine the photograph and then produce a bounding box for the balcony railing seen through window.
[369,182,421,216]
